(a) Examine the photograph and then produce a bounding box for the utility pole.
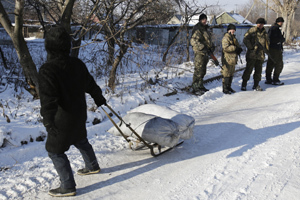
[243,0,256,23]
[265,0,268,22]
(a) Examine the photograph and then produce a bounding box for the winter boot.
[223,77,231,94]
[228,76,236,93]
[272,74,284,85]
[192,78,208,95]
[77,167,101,175]
[252,81,263,91]
[265,74,273,84]
[272,80,284,85]
[198,78,209,92]
[48,187,76,197]
[241,80,247,91]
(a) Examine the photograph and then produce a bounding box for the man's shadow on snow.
[77,120,300,196]
[192,121,300,158]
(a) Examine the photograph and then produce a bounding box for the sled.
[101,104,183,157]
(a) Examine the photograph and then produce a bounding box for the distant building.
[216,11,253,25]
[167,15,183,25]
[168,14,217,26]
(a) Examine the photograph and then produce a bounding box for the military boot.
[228,76,236,93]
[223,77,231,94]
[265,74,273,84]
[272,74,284,85]
[252,80,263,91]
[192,78,208,95]
[241,80,247,91]
[198,78,209,92]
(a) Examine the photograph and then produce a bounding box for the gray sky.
[200,0,249,12]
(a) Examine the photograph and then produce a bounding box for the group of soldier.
[190,14,286,95]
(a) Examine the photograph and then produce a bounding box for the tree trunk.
[281,12,289,40]
[61,0,77,57]
[0,0,39,98]
[281,10,294,42]
[162,29,180,62]
[286,10,294,41]
[107,37,115,66]
[0,46,8,70]
[108,45,128,91]
[12,35,39,98]
[186,25,190,62]
[71,39,81,58]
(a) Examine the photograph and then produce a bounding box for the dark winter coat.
[39,56,105,154]
[268,23,285,50]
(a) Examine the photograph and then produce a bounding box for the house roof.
[170,14,217,25]
[216,12,253,24]
[174,15,182,21]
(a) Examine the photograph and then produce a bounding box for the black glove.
[236,47,243,55]
[96,95,107,107]
[210,45,215,53]
[45,123,59,137]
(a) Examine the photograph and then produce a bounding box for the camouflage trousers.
[192,53,209,90]
[242,58,264,82]
[221,64,235,78]
[266,48,283,80]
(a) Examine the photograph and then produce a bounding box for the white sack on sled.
[107,112,180,147]
[128,104,195,139]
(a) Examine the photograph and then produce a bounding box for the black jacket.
[268,23,285,50]
[39,56,104,154]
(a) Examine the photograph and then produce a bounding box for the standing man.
[241,18,269,91]
[265,17,285,85]
[190,13,215,95]
[39,26,107,197]
[221,24,243,94]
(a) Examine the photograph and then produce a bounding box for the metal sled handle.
[100,106,131,142]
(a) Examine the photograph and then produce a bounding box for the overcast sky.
[199,0,249,12]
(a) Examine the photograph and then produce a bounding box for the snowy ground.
[1,44,300,199]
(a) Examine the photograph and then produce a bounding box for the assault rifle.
[256,41,276,64]
[207,49,223,69]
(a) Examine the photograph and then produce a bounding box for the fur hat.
[227,24,236,31]
[276,17,284,23]
[199,14,207,21]
[45,26,71,55]
[256,18,266,24]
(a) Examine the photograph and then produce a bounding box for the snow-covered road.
[1,49,300,200]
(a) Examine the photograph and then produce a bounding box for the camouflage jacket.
[222,32,241,66]
[190,22,214,54]
[243,26,269,60]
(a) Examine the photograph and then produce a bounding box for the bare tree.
[0,0,80,98]
[89,0,180,91]
[162,0,207,63]
[26,0,91,57]
[260,0,300,41]
[206,5,225,16]
[238,0,268,23]
[0,0,39,98]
